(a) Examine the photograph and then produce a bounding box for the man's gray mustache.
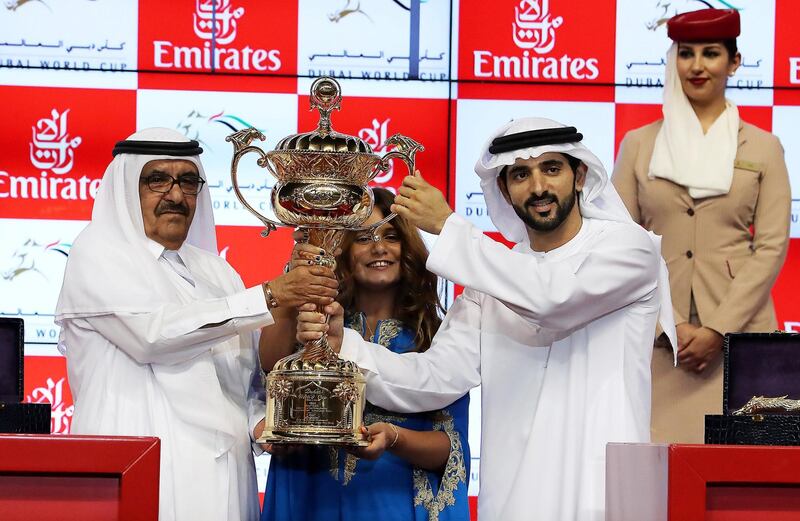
[156,203,189,216]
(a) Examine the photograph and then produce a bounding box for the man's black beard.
[511,189,577,232]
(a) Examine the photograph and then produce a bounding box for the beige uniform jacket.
[612,120,791,443]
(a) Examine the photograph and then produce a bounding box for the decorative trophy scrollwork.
[227,77,423,446]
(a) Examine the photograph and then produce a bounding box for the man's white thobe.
[64,240,272,521]
[339,213,661,521]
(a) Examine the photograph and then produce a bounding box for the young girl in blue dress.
[260,188,471,521]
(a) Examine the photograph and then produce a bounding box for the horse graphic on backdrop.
[326,0,430,24]
[645,0,738,31]
[176,110,263,153]
[645,0,740,31]
[1,239,70,283]
[328,0,372,23]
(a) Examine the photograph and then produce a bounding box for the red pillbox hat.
[667,9,740,41]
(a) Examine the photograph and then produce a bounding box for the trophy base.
[257,431,369,447]
[262,351,368,448]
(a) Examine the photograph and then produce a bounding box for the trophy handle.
[356,134,425,232]
[226,128,284,237]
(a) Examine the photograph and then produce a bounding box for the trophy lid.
[275,78,374,154]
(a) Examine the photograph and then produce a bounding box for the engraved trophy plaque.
[227,77,423,445]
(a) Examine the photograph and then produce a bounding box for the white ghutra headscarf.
[475,117,677,351]
[55,127,218,320]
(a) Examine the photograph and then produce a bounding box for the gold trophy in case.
[227,77,423,445]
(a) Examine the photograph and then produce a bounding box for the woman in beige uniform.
[612,8,791,443]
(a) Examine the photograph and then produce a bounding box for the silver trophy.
[227,77,423,445]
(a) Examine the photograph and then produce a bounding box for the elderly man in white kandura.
[55,127,338,521]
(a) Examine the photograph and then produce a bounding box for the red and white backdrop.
[1,0,798,513]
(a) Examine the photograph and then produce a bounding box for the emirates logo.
[153,0,281,72]
[472,0,597,81]
[358,118,394,184]
[192,0,245,45]
[26,376,74,434]
[512,0,563,54]
[29,109,82,175]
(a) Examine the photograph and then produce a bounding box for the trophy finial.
[310,77,342,136]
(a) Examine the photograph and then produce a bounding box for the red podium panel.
[0,434,160,521]
[607,443,800,521]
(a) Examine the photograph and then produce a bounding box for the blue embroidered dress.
[262,312,471,521]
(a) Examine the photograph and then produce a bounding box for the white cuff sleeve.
[340,328,378,374]
[226,285,272,322]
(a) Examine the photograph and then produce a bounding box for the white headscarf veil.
[648,43,739,198]
[55,128,217,320]
[475,117,677,349]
